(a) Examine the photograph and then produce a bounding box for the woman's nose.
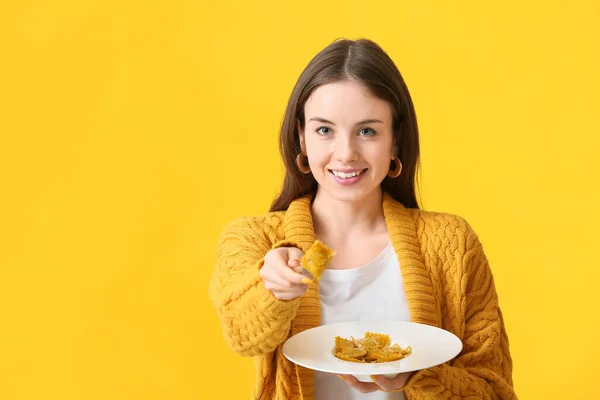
[333,136,359,163]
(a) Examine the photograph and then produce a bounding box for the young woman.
[209,38,516,400]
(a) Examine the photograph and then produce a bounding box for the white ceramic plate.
[282,320,462,382]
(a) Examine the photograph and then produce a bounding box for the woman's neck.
[311,187,386,243]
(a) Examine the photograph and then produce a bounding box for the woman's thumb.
[287,247,303,267]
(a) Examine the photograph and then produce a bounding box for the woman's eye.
[316,127,332,135]
[359,128,376,136]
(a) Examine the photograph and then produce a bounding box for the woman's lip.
[328,169,367,185]
[328,168,368,173]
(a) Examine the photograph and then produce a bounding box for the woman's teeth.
[331,170,364,179]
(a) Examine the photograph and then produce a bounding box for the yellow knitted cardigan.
[209,193,516,399]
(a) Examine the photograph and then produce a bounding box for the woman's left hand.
[339,372,414,393]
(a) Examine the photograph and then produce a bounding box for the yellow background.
[1,1,599,399]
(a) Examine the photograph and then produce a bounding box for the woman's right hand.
[259,247,312,300]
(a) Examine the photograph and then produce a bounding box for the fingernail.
[370,375,379,381]
[338,375,347,381]
[301,277,313,285]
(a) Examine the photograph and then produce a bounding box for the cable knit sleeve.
[208,216,301,357]
[404,223,517,400]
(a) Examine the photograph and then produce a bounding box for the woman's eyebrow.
[307,117,384,125]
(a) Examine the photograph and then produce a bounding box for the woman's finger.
[264,249,310,285]
[261,263,294,288]
[288,258,300,267]
[339,375,380,394]
[370,373,411,392]
[286,247,305,265]
[277,261,312,285]
[291,265,304,274]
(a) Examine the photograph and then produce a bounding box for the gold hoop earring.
[388,157,402,178]
[296,153,311,174]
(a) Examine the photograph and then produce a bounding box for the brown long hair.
[270,38,421,212]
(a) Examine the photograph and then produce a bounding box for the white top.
[314,243,412,400]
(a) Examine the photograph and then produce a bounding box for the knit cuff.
[271,239,301,251]
[254,240,301,271]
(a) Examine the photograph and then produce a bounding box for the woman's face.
[299,80,396,204]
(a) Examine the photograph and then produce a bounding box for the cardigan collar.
[283,191,440,327]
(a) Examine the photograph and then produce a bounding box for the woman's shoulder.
[219,210,287,243]
[405,207,477,238]
[403,208,487,264]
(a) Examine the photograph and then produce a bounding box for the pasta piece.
[339,347,368,358]
[301,240,336,281]
[335,336,354,350]
[333,332,412,363]
[365,332,391,347]
[336,353,367,363]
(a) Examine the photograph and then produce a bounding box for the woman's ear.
[297,120,306,152]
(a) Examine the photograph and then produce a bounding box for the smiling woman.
[270,39,420,213]
[209,38,517,400]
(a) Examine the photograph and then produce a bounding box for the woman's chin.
[316,184,381,204]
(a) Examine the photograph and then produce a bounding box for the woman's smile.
[328,168,368,185]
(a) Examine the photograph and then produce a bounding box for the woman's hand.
[339,372,414,393]
[259,247,312,300]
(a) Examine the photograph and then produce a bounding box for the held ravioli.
[300,240,336,281]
